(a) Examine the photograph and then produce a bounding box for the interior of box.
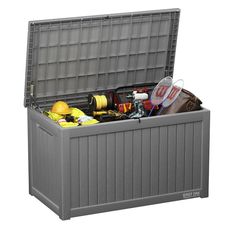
[38,82,203,129]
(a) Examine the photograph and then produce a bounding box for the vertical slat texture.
[176,124,185,192]
[159,127,168,194]
[69,120,204,209]
[124,131,133,200]
[115,132,124,201]
[141,129,151,197]
[184,123,194,190]
[97,134,107,204]
[193,122,202,189]
[150,127,159,195]
[133,130,142,198]
[70,138,79,208]
[88,135,98,205]
[107,133,116,202]
[79,137,89,207]
[167,125,177,193]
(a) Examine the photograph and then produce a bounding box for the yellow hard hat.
[51,101,71,115]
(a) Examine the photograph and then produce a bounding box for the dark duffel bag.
[161,89,202,115]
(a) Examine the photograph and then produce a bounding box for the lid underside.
[24,9,180,107]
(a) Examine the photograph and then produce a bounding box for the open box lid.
[24,9,180,108]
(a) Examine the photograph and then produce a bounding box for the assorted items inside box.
[40,76,202,128]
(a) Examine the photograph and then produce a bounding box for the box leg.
[200,189,209,198]
[29,188,33,196]
[59,133,71,220]
[59,212,71,220]
[59,201,71,220]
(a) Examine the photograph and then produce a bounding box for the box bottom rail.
[31,187,206,220]
[70,189,204,219]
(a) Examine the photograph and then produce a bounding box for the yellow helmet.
[51,101,71,115]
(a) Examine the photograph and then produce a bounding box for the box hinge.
[30,83,34,97]
[30,83,43,113]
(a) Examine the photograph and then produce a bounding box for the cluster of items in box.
[44,76,202,128]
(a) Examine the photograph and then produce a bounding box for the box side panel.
[69,119,203,211]
[28,109,61,214]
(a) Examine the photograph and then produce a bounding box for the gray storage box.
[24,9,210,220]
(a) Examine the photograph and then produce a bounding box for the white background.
[1,0,235,235]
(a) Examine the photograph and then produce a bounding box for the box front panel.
[69,120,202,210]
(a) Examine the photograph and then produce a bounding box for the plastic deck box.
[24,9,210,220]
